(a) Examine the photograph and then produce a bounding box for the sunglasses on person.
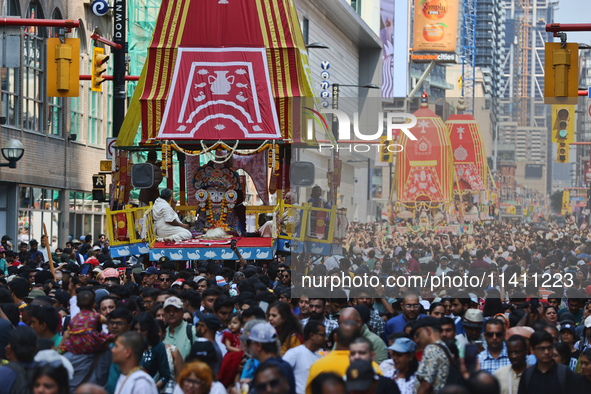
[484,332,503,338]
[160,277,172,282]
[282,274,290,278]
[255,378,282,393]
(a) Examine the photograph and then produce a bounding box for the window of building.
[69,192,107,241]
[23,1,46,133]
[350,0,361,15]
[18,186,61,249]
[302,17,309,45]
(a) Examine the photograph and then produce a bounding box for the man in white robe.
[152,189,192,242]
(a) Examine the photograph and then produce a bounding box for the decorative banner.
[412,0,459,53]
[445,114,488,191]
[157,47,281,140]
[395,95,454,203]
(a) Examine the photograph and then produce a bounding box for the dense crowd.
[1,220,591,394]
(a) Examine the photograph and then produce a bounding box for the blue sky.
[553,1,591,45]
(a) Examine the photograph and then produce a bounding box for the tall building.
[499,0,554,196]
[575,48,591,186]
[475,0,505,100]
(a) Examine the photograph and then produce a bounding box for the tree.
[550,190,563,214]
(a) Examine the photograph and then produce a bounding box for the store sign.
[411,52,458,63]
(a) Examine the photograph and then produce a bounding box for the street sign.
[92,0,109,16]
[100,160,112,172]
[106,137,117,159]
[588,87,591,98]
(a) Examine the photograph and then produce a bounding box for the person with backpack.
[517,330,577,394]
[162,297,197,360]
[0,326,38,394]
[411,317,452,394]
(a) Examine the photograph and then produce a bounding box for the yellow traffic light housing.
[91,47,109,92]
[46,38,80,97]
[552,105,574,163]
[544,42,579,104]
[379,136,393,163]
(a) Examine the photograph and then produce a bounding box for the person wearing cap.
[163,297,197,360]
[282,321,325,394]
[244,322,296,394]
[382,337,417,394]
[152,188,192,242]
[575,316,591,354]
[141,266,159,287]
[411,316,451,394]
[457,308,485,356]
[344,360,394,394]
[477,318,510,374]
[435,256,451,277]
[102,268,120,287]
[559,321,581,370]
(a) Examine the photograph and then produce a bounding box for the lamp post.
[331,83,380,140]
[0,139,24,168]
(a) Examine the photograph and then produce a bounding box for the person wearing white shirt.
[435,256,452,276]
[282,320,326,394]
[112,331,158,394]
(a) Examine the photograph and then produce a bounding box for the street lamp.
[1,139,25,168]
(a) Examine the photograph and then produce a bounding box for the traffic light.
[92,174,106,201]
[379,136,393,163]
[46,38,80,97]
[91,47,109,92]
[544,42,578,104]
[552,104,575,163]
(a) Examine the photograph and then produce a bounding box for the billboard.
[380,0,409,97]
[525,164,543,179]
[412,0,459,53]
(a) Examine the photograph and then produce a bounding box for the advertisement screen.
[412,0,459,53]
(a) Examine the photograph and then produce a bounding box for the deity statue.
[193,161,242,236]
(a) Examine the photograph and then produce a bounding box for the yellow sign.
[100,160,112,172]
[412,0,459,53]
[46,38,80,97]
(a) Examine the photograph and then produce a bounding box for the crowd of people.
[1,219,591,394]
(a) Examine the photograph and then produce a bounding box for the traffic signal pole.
[112,0,126,138]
